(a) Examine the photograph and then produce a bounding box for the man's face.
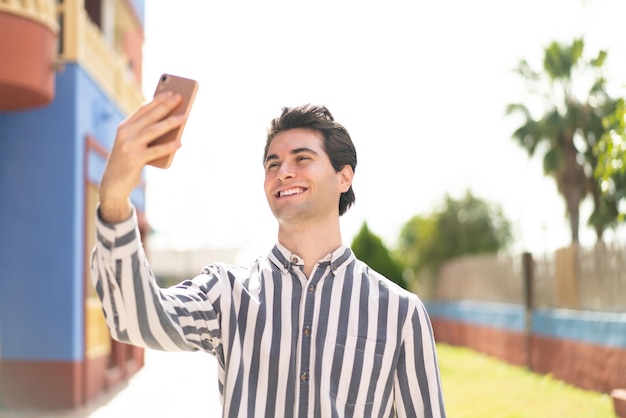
[263,128,352,226]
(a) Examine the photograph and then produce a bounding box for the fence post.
[522,252,534,370]
[555,245,581,309]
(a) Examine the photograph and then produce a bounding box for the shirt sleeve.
[394,300,447,418]
[90,204,223,355]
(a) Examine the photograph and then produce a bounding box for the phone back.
[148,74,199,168]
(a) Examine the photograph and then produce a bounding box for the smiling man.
[91,99,446,417]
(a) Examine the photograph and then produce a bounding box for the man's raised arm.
[98,91,184,223]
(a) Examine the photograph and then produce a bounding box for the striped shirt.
[91,207,446,417]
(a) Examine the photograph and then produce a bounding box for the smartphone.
[148,73,199,168]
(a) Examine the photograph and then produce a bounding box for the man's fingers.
[124,92,175,125]
[135,113,187,149]
[143,137,182,164]
[119,93,183,143]
[111,115,184,165]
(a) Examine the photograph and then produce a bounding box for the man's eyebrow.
[264,147,319,164]
[264,154,279,164]
[291,147,319,156]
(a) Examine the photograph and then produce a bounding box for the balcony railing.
[56,1,144,114]
[0,0,59,33]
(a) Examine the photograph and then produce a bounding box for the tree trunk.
[587,174,606,243]
[567,196,580,243]
[559,133,586,244]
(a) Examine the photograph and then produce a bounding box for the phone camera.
[161,74,169,83]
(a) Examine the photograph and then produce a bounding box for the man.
[91,93,446,417]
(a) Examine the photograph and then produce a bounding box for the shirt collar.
[269,242,355,274]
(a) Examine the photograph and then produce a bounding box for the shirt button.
[308,284,315,293]
[291,256,299,264]
[303,326,311,336]
[301,372,309,382]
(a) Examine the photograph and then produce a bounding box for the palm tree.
[506,38,620,244]
[595,99,626,226]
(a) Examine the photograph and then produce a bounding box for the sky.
[139,0,626,262]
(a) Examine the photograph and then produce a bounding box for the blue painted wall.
[425,301,525,332]
[426,301,626,350]
[533,308,626,349]
[0,64,131,361]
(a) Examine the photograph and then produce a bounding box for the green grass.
[437,344,616,418]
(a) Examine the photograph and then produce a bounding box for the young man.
[91,94,446,417]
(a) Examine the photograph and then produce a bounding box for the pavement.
[0,349,221,418]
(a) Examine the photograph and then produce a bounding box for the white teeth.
[279,187,304,197]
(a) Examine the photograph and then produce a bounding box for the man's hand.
[98,92,184,223]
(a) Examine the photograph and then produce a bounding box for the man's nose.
[277,163,295,181]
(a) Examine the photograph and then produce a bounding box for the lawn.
[437,344,616,418]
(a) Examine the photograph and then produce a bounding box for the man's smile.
[276,187,307,198]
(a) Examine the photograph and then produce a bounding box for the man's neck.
[277,218,343,277]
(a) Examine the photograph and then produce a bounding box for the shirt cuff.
[95,203,140,253]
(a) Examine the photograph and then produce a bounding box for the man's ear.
[338,165,354,193]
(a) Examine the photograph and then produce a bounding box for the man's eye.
[266,162,279,170]
[296,155,310,162]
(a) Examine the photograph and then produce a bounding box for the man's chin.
[273,206,311,224]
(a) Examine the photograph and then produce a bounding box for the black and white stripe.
[91,208,446,417]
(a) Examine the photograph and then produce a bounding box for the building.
[0,0,148,410]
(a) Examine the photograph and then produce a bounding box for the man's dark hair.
[264,104,357,216]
